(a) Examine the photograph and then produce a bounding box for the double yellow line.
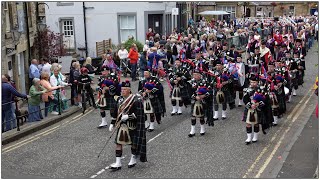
[243,86,315,178]
[2,108,94,154]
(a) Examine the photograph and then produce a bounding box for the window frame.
[4,2,11,32]
[117,13,137,44]
[59,18,76,50]
[216,6,236,20]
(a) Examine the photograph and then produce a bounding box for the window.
[289,6,295,16]
[60,19,75,49]
[4,2,10,32]
[63,20,74,36]
[216,6,236,20]
[119,15,136,43]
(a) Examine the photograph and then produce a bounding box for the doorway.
[148,14,163,35]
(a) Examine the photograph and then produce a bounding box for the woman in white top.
[118,45,129,77]
[50,66,69,111]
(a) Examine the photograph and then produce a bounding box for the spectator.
[143,40,150,52]
[68,59,78,106]
[50,66,69,112]
[113,52,121,70]
[38,59,44,74]
[139,51,148,78]
[2,75,28,132]
[72,62,81,107]
[42,59,52,75]
[146,28,155,40]
[127,43,139,81]
[159,35,167,46]
[29,59,40,87]
[83,57,96,78]
[118,45,129,77]
[40,72,61,117]
[28,78,46,122]
[103,54,118,73]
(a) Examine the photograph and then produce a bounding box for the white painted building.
[45,2,177,58]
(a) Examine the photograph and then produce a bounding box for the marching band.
[94,27,311,171]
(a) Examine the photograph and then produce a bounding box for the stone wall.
[1,2,38,92]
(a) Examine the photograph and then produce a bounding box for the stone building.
[193,2,318,21]
[1,2,42,93]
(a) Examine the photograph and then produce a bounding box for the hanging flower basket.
[271,2,277,7]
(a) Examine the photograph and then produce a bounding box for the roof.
[198,11,230,15]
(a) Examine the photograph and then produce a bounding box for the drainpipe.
[24,2,32,60]
[83,2,88,57]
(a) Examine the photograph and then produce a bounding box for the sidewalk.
[2,87,81,145]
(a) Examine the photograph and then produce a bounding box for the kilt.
[213,90,233,105]
[276,92,286,115]
[242,108,265,125]
[150,97,163,114]
[100,95,117,110]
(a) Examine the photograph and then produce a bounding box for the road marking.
[2,137,41,153]
[69,109,94,124]
[242,87,313,178]
[2,109,96,152]
[72,107,93,120]
[90,132,164,178]
[254,91,314,178]
[147,132,164,143]
[2,125,61,151]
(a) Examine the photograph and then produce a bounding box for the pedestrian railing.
[2,91,74,133]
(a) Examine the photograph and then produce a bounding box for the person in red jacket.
[273,29,283,60]
[127,44,139,81]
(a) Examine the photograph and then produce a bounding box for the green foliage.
[123,37,144,52]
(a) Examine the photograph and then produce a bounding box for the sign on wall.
[172,8,179,15]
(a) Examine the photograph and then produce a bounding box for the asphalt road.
[1,43,318,179]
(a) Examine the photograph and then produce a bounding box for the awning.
[198,11,230,15]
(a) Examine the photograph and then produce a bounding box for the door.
[62,20,75,50]
[148,14,163,35]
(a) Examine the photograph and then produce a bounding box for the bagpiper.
[168,59,191,115]
[266,61,281,126]
[212,61,234,120]
[188,69,213,137]
[108,80,147,171]
[138,70,165,132]
[242,74,272,144]
[293,50,305,87]
[96,66,120,128]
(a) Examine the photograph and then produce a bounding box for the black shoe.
[148,129,154,132]
[222,117,226,120]
[238,105,242,107]
[177,112,182,115]
[200,132,205,136]
[128,164,136,168]
[245,141,251,145]
[171,113,176,116]
[188,133,195,137]
[272,123,278,127]
[110,166,121,171]
[252,140,257,143]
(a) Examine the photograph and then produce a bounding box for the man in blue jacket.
[2,75,29,132]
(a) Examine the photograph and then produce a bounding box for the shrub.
[123,37,144,52]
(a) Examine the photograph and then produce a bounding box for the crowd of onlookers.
[2,59,70,132]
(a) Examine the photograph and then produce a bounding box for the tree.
[33,27,66,61]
